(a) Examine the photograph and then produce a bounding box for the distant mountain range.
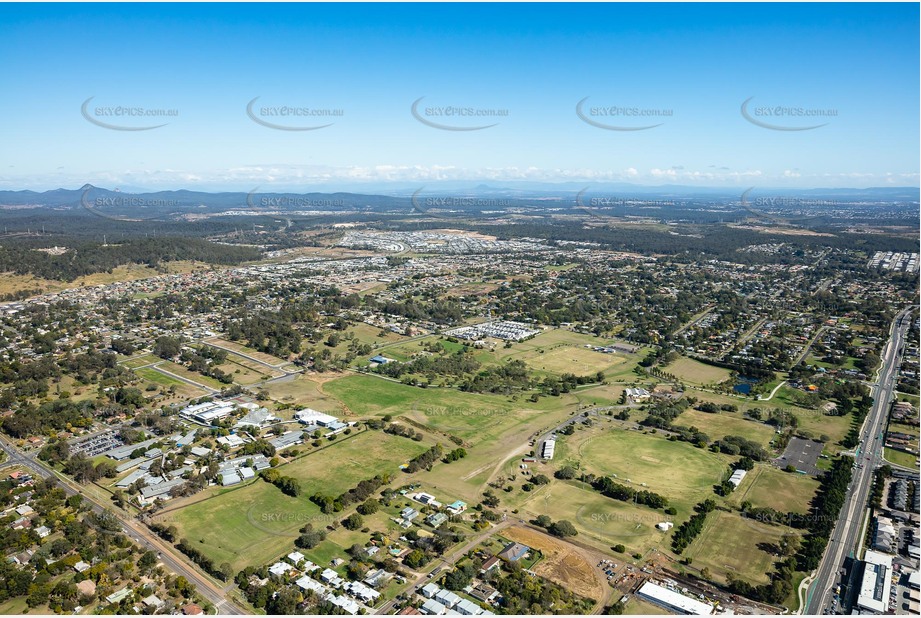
[0,183,916,219]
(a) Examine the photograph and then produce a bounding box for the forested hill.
[0,236,260,282]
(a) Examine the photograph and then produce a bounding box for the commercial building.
[636,581,714,615]
[180,400,238,424]
[856,550,893,614]
[541,438,556,460]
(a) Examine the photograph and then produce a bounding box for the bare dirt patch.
[503,525,605,604]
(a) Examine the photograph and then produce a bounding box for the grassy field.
[731,464,820,514]
[518,480,674,557]
[678,409,776,446]
[259,374,347,414]
[570,428,731,514]
[665,357,733,385]
[154,360,224,390]
[521,345,631,377]
[161,480,306,572]
[624,597,669,615]
[884,447,918,468]
[205,338,288,366]
[320,373,593,503]
[134,367,208,399]
[684,510,798,586]
[121,353,160,369]
[167,431,429,572]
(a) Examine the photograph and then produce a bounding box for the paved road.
[804,307,912,615]
[0,435,247,615]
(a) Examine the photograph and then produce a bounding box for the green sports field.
[166,430,429,572]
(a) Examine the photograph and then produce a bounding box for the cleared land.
[134,367,208,399]
[574,428,731,513]
[502,525,605,604]
[677,409,775,446]
[519,481,673,557]
[684,510,799,586]
[731,465,820,514]
[665,357,733,385]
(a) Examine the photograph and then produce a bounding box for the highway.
[804,307,912,615]
[0,435,248,615]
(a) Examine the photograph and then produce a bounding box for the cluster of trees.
[3,399,96,438]
[337,475,389,510]
[666,424,711,449]
[590,476,669,510]
[294,524,327,550]
[0,234,259,281]
[179,345,233,384]
[310,474,388,514]
[539,371,605,397]
[712,435,768,460]
[443,448,467,463]
[261,469,302,497]
[639,398,691,430]
[404,444,444,473]
[695,402,737,414]
[381,422,424,442]
[460,360,532,394]
[491,565,593,614]
[671,499,716,554]
[534,515,578,538]
[240,438,277,458]
[795,457,853,571]
[225,307,305,358]
[375,349,480,382]
[176,538,234,581]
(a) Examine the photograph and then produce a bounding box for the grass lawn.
[167,431,429,572]
[519,480,673,557]
[134,367,208,399]
[260,374,346,414]
[573,428,731,513]
[791,409,853,452]
[731,464,820,514]
[665,357,733,386]
[678,409,775,446]
[522,345,631,378]
[121,354,160,369]
[156,360,225,390]
[884,448,919,468]
[624,597,669,615]
[684,510,799,586]
[162,480,306,572]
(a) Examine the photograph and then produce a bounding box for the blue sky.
[0,2,918,191]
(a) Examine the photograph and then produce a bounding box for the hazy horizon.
[1,3,918,192]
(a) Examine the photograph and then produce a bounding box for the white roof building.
[857,550,893,614]
[541,438,556,460]
[637,581,713,615]
[728,469,747,487]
